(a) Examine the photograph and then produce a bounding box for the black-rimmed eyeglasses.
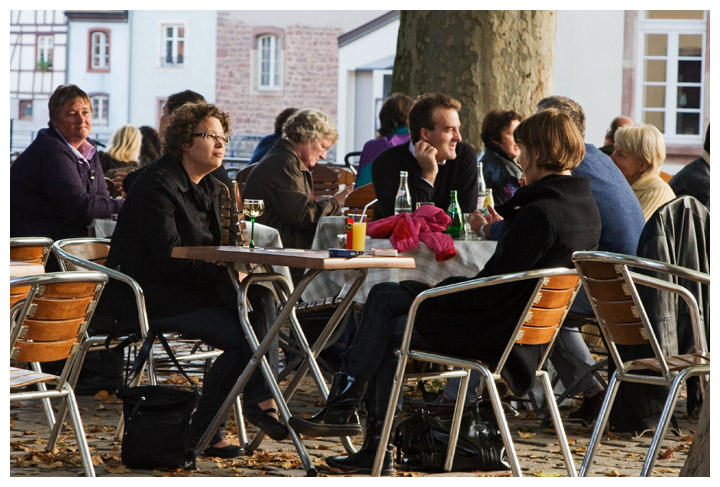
[193,132,231,144]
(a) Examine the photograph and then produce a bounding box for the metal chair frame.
[10,270,108,477]
[51,238,247,444]
[372,267,582,477]
[573,251,710,477]
[10,236,54,267]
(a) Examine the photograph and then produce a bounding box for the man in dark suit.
[371,92,477,219]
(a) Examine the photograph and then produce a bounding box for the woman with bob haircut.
[243,108,352,281]
[287,108,602,475]
[102,102,287,458]
[610,124,675,220]
[100,125,142,175]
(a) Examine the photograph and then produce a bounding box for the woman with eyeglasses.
[102,102,288,458]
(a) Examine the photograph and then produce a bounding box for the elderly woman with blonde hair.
[243,108,352,281]
[611,124,675,220]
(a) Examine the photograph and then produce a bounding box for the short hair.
[139,126,161,165]
[274,107,299,135]
[282,108,338,144]
[106,125,142,162]
[378,93,413,137]
[165,90,206,114]
[48,84,91,127]
[605,116,633,143]
[614,124,666,174]
[408,93,462,143]
[536,96,586,138]
[162,103,231,160]
[513,108,585,172]
[480,110,523,147]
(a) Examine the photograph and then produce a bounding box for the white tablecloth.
[302,215,497,303]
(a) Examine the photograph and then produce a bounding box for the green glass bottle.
[446,190,463,238]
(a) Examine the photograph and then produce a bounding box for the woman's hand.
[332,183,354,207]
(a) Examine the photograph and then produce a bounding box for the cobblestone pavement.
[9,368,699,479]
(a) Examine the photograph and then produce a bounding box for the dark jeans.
[148,284,278,441]
[340,282,431,417]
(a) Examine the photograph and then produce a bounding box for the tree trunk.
[391,10,556,150]
[680,382,709,476]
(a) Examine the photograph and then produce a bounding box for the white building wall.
[336,17,399,159]
[66,20,130,140]
[553,10,626,147]
[127,10,217,130]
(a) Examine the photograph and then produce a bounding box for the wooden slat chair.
[343,183,376,222]
[331,166,356,186]
[10,236,54,267]
[573,251,710,477]
[51,238,248,444]
[10,271,108,477]
[236,164,255,195]
[372,268,582,476]
[311,164,339,199]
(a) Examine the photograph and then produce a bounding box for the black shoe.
[203,443,244,458]
[288,372,367,438]
[244,404,289,441]
[569,390,605,426]
[325,417,395,475]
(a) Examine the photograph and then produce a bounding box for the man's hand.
[469,207,503,238]
[414,140,439,185]
[469,210,487,235]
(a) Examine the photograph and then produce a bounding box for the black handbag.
[117,331,200,470]
[394,401,511,472]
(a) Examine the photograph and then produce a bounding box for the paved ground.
[9,369,698,478]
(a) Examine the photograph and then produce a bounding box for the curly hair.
[408,93,461,143]
[513,108,585,172]
[162,103,231,160]
[282,109,337,144]
[106,125,142,163]
[480,110,523,147]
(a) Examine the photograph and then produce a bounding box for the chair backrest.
[236,164,255,194]
[10,237,54,266]
[10,271,108,382]
[54,239,110,271]
[573,251,709,381]
[344,151,361,176]
[495,270,581,374]
[344,183,376,222]
[311,164,339,198]
[215,178,244,246]
[332,166,356,186]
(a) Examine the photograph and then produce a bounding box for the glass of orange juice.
[351,221,367,252]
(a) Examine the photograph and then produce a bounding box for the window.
[637,11,706,143]
[36,35,53,71]
[90,94,109,126]
[162,24,185,66]
[89,30,110,71]
[19,100,33,121]
[258,34,280,89]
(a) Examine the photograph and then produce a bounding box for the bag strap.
[125,330,198,388]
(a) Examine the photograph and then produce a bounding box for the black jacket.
[102,155,232,319]
[480,145,523,205]
[405,174,601,396]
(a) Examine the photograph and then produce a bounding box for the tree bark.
[392,10,556,150]
[680,382,709,476]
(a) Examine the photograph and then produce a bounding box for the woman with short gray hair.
[611,124,675,220]
[244,108,351,282]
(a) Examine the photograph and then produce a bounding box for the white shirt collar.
[54,127,96,164]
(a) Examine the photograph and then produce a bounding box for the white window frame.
[90,94,109,126]
[161,23,186,67]
[257,34,281,90]
[90,30,109,71]
[36,35,53,70]
[636,12,706,145]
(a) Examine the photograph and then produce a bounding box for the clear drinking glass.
[463,213,474,239]
[242,199,264,249]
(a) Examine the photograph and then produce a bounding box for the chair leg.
[63,384,96,477]
[234,396,248,446]
[640,369,706,476]
[442,367,472,472]
[579,371,621,476]
[538,370,576,476]
[31,362,56,431]
[478,368,523,476]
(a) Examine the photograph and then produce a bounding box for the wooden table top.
[10,261,45,278]
[171,246,415,270]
